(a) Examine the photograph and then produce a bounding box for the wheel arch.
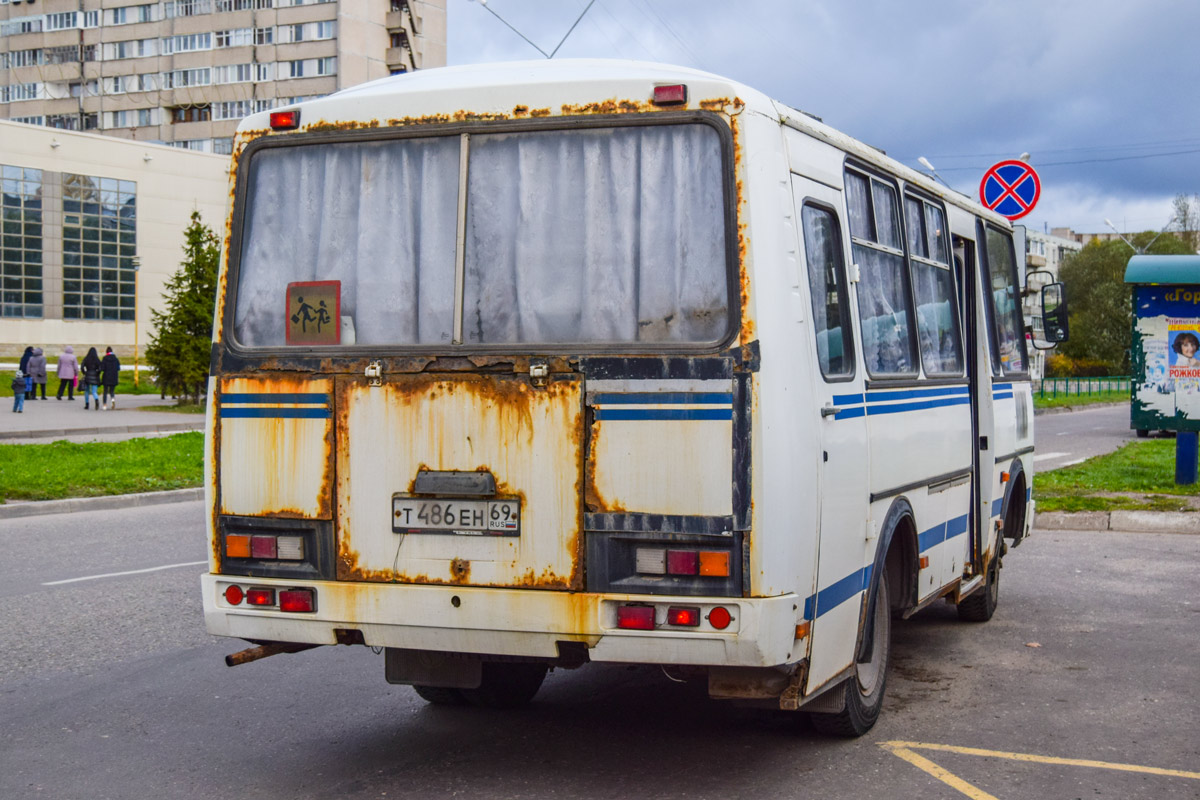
[857,497,918,660]
[1001,457,1030,547]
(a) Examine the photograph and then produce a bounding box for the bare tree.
[1172,193,1200,252]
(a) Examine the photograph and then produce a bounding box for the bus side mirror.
[1038,282,1068,346]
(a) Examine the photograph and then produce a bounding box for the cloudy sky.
[447,0,1200,237]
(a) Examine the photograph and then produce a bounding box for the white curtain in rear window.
[234,136,460,347]
[462,125,728,344]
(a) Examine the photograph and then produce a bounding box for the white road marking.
[1033,452,1068,462]
[1059,457,1088,466]
[1056,431,1071,435]
[43,561,206,586]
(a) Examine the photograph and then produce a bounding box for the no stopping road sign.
[980,160,1041,220]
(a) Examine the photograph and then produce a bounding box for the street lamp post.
[132,256,140,387]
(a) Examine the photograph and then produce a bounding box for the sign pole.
[1176,432,1198,486]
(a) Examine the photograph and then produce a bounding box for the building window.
[82,10,99,28]
[315,20,334,39]
[169,104,212,123]
[137,108,157,126]
[162,33,212,54]
[212,138,234,155]
[255,26,273,44]
[62,175,138,322]
[290,23,305,42]
[45,12,78,31]
[163,0,211,18]
[137,4,156,22]
[1,165,44,319]
[10,116,45,126]
[316,57,335,76]
[0,83,40,102]
[6,49,43,68]
[287,60,304,78]
[2,17,43,35]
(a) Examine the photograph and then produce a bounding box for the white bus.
[201,60,1066,736]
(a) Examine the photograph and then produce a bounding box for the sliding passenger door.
[791,175,871,690]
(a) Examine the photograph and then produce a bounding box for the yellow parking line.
[882,741,1200,781]
[880,744,999,800]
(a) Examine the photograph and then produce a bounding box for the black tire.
[1136,429,1149,438]
[459,662,548,709]
[959,534,1001,622]
[809,572,891,737]
[412,685,467,705]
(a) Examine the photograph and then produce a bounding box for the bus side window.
[904,196,964,376]
[981,225,1028,374]
[845,169,917,377]
[801,203,854,378]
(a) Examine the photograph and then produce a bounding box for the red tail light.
[666,550,699,575]
[279,589,316,613]
[270,110,300,130]
[246,588,275,606]
[617,605,655,630]
[666,606,701,627]
[250,535,277,559]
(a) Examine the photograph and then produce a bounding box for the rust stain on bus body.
[335,374,584,591]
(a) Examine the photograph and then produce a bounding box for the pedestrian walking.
[27,347,47,399]
[11,370,25,413]
[18,346,33,399]
[81,347,102,410]
[100,346,121,410]
[55,345,78,400]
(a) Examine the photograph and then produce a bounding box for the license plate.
[392,496,520,536]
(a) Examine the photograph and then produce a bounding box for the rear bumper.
[201,574,800,667]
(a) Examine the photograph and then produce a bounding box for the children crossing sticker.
[286,280,340,345]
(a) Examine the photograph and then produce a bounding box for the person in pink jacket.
[55,345,79,400]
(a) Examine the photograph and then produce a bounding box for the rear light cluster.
[635,547,730,577]
[616,603,734,631]
[223,584,316,613]
[226,533,305,561]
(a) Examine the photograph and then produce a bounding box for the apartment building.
[0,0,446,154]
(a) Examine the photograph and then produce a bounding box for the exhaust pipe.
[225,642,320,667]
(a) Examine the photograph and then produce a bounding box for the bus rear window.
[232,123,730,349]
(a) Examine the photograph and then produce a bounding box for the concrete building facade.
[1,119,227,357]
[0,0,445,154]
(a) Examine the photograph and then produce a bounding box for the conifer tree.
[145,211,220,404]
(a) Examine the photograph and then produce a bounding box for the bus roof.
[243,58,1009,227]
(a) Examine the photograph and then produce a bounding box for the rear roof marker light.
[270,109,300,130]
[652,84,688,106]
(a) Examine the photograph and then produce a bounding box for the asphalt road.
[1033,403,1135,471]
[2,500,1197,799]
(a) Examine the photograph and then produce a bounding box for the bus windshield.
[232,123,730,349]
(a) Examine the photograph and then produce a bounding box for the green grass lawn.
[2,368,162,397]
[1036,438,1200,512]
[1033,388,1128,410]
[0,432,203,503]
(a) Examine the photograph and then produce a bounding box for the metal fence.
[1037,376,1130,398]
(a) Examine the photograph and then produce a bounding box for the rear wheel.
[412,685,467,706]
[460,662,548,709]
[958,533,1001,622]
[809,572,891,737]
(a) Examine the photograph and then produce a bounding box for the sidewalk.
[0,391,204,443]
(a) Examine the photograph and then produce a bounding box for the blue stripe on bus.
[834,406,866,420]
[832,393,865,405]
[918,522,948,552]
[994,391,1014,400]
[219,407,331,419]
[803,564,873,622]
[866,396,971,415]
[866,386,970,403]
[992,498,1003,517]
[994,383,1013,390]
[592,392,732,405]
[593,408,733,421]
[946,514,969,539]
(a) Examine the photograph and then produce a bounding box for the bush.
[1045,354,1117,377]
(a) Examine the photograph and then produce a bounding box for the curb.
[1036,510,1200,534]
[0,487,204,520]
[0,421,203,441]
[1033,401,1128,416]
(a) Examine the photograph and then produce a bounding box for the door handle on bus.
[365,361,383,387]
[820,405,841,418]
